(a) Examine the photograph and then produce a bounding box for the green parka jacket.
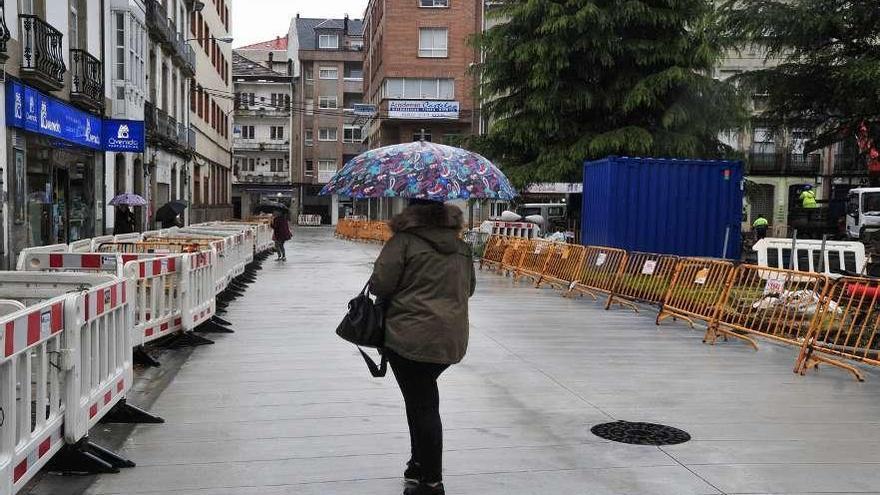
[369,204,476,364]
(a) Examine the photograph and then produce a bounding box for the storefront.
[5,79,145,262]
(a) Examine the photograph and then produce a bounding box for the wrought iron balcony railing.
[69,49,104,111]
[746,151,821,176]
[19,15,66,91]
[0,1,10,62]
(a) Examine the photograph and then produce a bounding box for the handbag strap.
[358,347,388,378]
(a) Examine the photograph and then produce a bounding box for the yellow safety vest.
[800,190,818,208]
[752,217,768,228]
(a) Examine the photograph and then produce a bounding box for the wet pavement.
[51,228,880,494]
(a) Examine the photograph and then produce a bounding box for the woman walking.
[369,199,476,495]
[271,211,292,261]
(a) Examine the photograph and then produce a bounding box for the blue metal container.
[581,156,743,259]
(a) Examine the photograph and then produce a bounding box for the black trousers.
[387,350,450,483]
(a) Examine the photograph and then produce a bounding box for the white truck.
[846,187,880,240]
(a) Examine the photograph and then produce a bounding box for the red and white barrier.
[124,256,186,345]
[182,251,215,328]
[481,221,540,239]
[298,214,322,226]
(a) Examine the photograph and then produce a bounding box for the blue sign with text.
[103,119,145,152]
[6,80,103,150]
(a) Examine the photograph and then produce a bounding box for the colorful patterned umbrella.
[319,141,517,200]
[109,193,147,206]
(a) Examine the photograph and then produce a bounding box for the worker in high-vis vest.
[752,215,769,240]
[800,185,819,208]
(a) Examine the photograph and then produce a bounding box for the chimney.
[296,13,300,19]
[344,14,349,34]
[268,51,274,65]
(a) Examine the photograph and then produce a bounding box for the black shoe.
[404,482,444,495]
[404,461,421,484]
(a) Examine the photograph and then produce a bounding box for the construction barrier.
[298,214,322,226]
[514,239,556,284]
[500,237,532,275]
[711,265,829,350]
[796,276,880,381]
[124,256,185,345]
[657,258,736,329]
[479,235,511,271]
[539,243,586,290]
[484,221,539,239]
[569,247,630,307]
[606,252,680,310]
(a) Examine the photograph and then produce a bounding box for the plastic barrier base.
[162,332,215,348]
[195,320,235,334]
[133,346,161,368]
[47,438,135,475]
[212,315,233,326]
[100,400,165,425]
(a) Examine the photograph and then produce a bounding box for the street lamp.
[186,36,234,44]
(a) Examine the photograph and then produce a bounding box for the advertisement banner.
[7,79,103,150]
[387,100,460,120]
[104,119,145,152]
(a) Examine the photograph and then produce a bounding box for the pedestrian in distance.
[752,215,769,240]
[369,199,476,495]
[113,205,136,235]
[800,185,819,208]
[271,211,292,261]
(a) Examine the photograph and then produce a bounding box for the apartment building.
[231,46,293,218]
[288,14,366,225]
[189,0,233,222]
[0,0,109,267]
[363,0,481,148]
[143,0,196,229]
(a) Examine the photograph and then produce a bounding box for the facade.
[189,0,233,223]
[288,15,366,225]
[231,45,293,218]
[143,0,195,229]
[0,0,108,267]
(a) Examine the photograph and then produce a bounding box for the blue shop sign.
[104,119,145,153]
[7,80,103,150]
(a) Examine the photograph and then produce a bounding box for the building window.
[304,66,314,81]
[344,62,363,80]
[318,160,337,182]
[418,28,448,58]
[413,129,432,142]
[343,125,363,143]
[305,160,314,176]
[270,158,285,172]
[382,78,454,100]
[420,0,449,6]
[319,67,339,80]
[318,34,339,49]
[319,127,338,141]
[241,126,255,139]
[270,93,289,109]
[270,126,284,140]
[305,129,313,146]
[114,12,125,80]
[318,96,338,109]
[305,98,314,115]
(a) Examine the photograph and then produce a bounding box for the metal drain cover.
[591,421,691,446]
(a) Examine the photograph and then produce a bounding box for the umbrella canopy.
[156,200,189,222]
[254,201,289,215]
[319,141,517,201]
[109,193,147,206]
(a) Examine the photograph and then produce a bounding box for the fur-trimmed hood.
[389,204,465,255]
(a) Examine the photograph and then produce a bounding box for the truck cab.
[517,203,567,231]
[846,188,880,240]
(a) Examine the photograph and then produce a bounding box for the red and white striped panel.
[137,256,178,278]
[191,251,212,269]
[29,253,120,272]
[193,308,211,325]
[1,301,64,359]
[143,316,183,342]
[12,422,64,488]
[87,377,126,422]
[82,281,127,324]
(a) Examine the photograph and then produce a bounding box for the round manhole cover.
[591,421,691,446]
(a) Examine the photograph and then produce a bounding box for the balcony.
[19,15,66,91]
[234,172,291,185]
[233,139,290,152]
[146,0,172,45]
[745,151,821,176]
[170,30,196,76]
[69,49,104,111]
[145,101,193,154]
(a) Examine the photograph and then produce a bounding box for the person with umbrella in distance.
[321,141,516,495]
[271,209,292,261]
[156,200,188,229]
[109,193,146,234]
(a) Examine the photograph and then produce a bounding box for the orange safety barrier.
[514,239,556,285]
[710,265,829,350]
[606,252,680,310]
[96,241,204,253]
[569,247,632,309]
[500,237,532,276]
[657,258,736,328]
[479,235,509,271]
[796,277,880,381]
[538,243,586,290]
[335,219,391,243]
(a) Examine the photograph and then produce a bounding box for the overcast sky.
[232,0,369,48]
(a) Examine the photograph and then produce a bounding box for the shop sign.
[7,79,103,150]
[387,100,459,120]
[104,119,145,152]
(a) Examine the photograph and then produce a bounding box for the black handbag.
[336,282,388,377]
